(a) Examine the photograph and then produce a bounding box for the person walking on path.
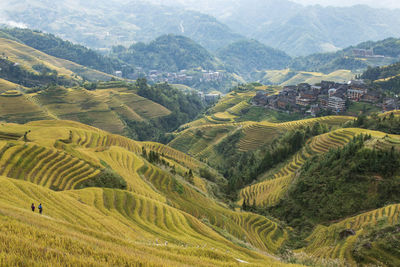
[38,203,43,214]
[31,203,35,212]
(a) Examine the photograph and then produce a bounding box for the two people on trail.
[31,203,43,214]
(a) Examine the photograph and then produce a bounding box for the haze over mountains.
[2,0,400,56]
[163,0,400,55]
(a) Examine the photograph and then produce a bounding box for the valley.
[0,1,400,266]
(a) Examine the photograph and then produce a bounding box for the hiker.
[31,203,35,212]
[38,203,43,214]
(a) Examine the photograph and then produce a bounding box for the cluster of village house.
[253,80,398,116]
[116,68,223,84]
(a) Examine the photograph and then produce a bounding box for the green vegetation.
[360,61,400,94]
[217,39,291,77]
[267,134,400,231]
[347,101,381,116]
[207,123,329,198]
[352,112,400,134]
[236,106,304,123]
[126,79,206,142]
[0,58,74,87]
[353,223,400,266]
[0,37,114,83]
[289,38,400,74]
[362,62,400,81]
[76,167,127,190]
[0,28,133,76]
[289,52,368,74]
[112,35,220,72]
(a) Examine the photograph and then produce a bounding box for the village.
[253,80,399,116]
[119,68,224,85]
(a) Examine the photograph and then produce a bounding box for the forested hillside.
[0,28,133,76]
[217,40,291,77]
[268,134,400,229]
[289,38,400,74]
[112,35,221,72]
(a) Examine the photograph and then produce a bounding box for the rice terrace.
[1,1,400,266]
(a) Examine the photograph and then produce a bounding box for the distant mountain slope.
[113,34,221,72]
[0,0,244,51]
[289,38,400,74]
[0,28,133,76]
[0,37,114,82]
[169,0,400,56]
[360,61,400,94]
[0,78,205,141]
[0,84,171,134]
[0,78,25,92]
[228,1,400,56]
[217,40,291,77]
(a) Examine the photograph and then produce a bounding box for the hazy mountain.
[0,0,243,51]
[158,0,400,56]
[112,34,222,72]
[289,38,400,73]
[217,39,291,77]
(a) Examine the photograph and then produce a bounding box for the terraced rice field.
[142,142,200,169]
[239,128,395,208]
[169,124,238,157]
[171,116,355,162]
[0,37,113,81]
[0,177,298,267]
[92,89,171,120]
[0,78,22,93]
[139,162,289,254]
[89,147,166,202]
[227,101,251,116]
[0,141,100,190]
[299,204,400,265]
[238,123,283,152]
[0,94,51,123]
[237,116,354,152]
[0,120,301,266]
[208,112,236,123]
[209,91,255,114]
[29,86,171,135]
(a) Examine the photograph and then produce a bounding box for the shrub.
[76,168,127,189]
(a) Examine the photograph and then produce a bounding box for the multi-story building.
[328,97,346,112]
[347,88,366,101]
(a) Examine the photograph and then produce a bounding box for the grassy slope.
[0,78,25,93]
[298,204,400,266]
[239,128,399,208]
[0,120,300,266]
[281,70,354,86]
[0,38,114,81]
[0,85,171,135]
[170,116,353,160]
[170,90,400,266]
[0,93,52,123]
[258,69,355,86]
